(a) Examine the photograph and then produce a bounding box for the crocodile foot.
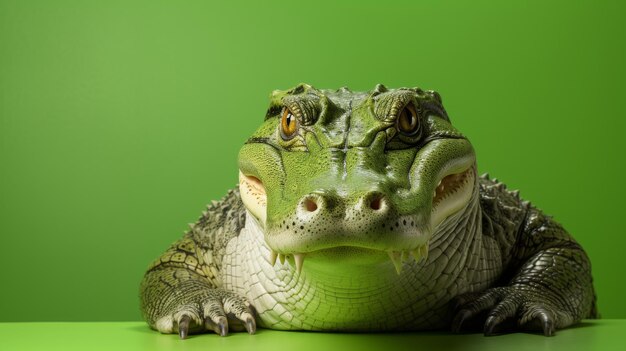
[450,286,572,337]
[154,288,256,338]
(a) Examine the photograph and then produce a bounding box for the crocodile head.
[238,84,476,274]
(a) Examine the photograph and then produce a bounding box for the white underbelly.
[218,212,475,331]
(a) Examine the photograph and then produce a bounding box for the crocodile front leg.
[451,206,597,336]
[139,233,256,338]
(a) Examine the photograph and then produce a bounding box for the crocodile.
[139,83,596,338]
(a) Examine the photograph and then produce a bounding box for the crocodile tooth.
[269,250,278,266]
[388,251,403,274]
[433,191,437,198]
[411,243,430,263]
[278,253,286,265]
[294,253,305,274]
[419,243,429,262]
[411,248,421,262]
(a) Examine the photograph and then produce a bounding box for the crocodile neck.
[220,180,496,331]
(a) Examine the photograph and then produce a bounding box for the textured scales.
[140,84,596,338]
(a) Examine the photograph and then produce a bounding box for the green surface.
[0,321,624,351]
[0,0,625,322]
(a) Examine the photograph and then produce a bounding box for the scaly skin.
[139,84,596,338]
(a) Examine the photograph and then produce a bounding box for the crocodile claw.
[217,317,228,337]
[178,314,191,339]
[451,309,473,333]
[244,316,257,334]
[484,315,506,336]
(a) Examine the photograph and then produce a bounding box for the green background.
[0,0,624,323]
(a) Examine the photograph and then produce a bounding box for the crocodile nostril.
[370,197,382,210]
[304,198,318,212]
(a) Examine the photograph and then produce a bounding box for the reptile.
[139,83,596,338]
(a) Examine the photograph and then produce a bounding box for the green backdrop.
[0,0,624,322]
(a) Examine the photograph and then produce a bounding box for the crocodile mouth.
[430,165,476,230]
[268,245,429,276]
[239,171,267,223]
[240,165,476,276]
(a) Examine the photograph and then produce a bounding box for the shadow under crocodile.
[127,321,598,351]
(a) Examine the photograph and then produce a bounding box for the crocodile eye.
[396,103,421,137]
[280,107,298,140]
